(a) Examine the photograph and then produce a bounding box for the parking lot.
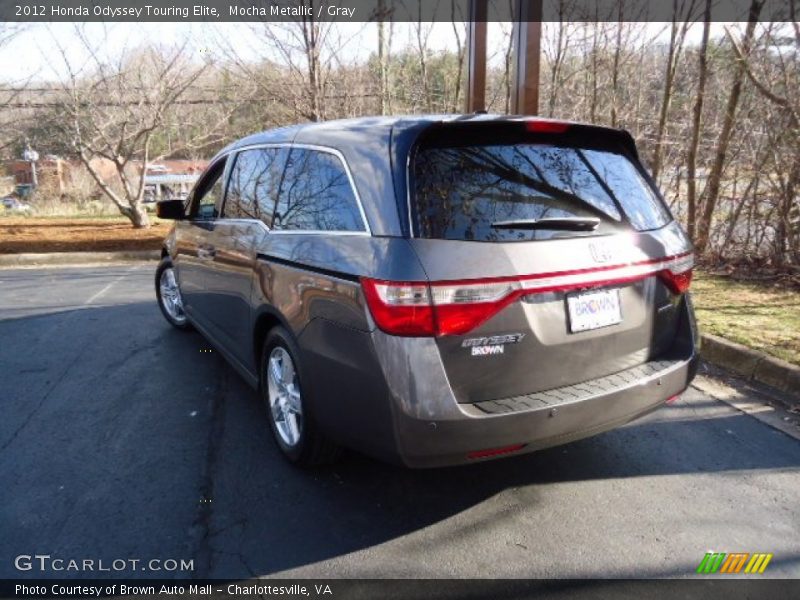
[1,264,799,579]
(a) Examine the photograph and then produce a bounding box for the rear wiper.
[490,217,600,231]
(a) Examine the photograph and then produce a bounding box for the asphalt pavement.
[1,264,799,580]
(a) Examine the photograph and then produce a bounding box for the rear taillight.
[361,278,519,337]
[360,279,435,336]
[361,252,693,337]
[657,253,694,294]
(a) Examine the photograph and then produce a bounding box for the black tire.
[155,257,193,331]
[260,326,341,467]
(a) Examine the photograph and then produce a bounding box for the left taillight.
[361,278,514,337]
[360,279,436,336]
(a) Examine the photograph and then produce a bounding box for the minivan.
[155,115,699,468]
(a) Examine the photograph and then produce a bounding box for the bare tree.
[449,1,467,113]
[725,14,800,265]
[685,0,712,243]
[543,3,581,118]
[650,0,699,182]
[413,2,434,112]
[376,0,390,115]
[694,0,766,255]
[50,26,233,228]
[220,3,363,124]
[0,24,31,152]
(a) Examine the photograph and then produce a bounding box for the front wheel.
[155,257,192,330]
[260,326,341,467]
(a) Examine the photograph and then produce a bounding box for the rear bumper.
[387,352,697,468]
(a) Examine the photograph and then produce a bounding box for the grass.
[692,270,800,366]
[0,216,169,253]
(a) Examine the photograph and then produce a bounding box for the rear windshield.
[412,134,671,242]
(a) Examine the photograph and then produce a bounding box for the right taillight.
[658,253,694,294]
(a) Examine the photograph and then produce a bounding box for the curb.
[700,333,800,404]
[0,250,160,266]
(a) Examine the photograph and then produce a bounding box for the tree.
[725,15,800,265]
[650,0,699,182]
[50,27,233,228]
[685,0,712,243]
[693,0,765,255]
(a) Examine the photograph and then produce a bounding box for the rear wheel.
[260,326,341,467]
[155,257,192,330]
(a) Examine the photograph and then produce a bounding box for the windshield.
[412,140,671,241]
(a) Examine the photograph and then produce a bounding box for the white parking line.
[84,264,142,305]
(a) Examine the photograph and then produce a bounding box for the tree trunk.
[504,12,513,113]
[686,0,712,242]
[652,7,685,183]
[774,155,800,265]
[694,1,763,255]
[589,23,599,123]
[129,203,151,229]
[450,11,464,113]
[547,15,566,118]
[302,16,322,122]
[377,0,387,115]
[610,16,623,127]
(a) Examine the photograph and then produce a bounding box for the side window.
[191,159,226,220]
[223,147,287,226]
[274,148,364,232]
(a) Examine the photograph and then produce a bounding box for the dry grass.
[0,217,169,253]
[692,271,800,366]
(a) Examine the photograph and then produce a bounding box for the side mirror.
[156,199,185,220]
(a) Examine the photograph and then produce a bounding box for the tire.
[155,257,193,331]
[260,326,341,467]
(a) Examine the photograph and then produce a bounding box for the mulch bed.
[0,218,169,253]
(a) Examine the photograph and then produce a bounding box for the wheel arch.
[252,306,293,370]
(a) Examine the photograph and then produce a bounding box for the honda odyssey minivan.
[155,115,698,468]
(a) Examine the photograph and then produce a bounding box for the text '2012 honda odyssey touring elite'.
[155,115,699,468]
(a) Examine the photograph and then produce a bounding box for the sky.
[0,21,732,84]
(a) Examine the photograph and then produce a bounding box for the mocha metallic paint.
[162,115,698,467]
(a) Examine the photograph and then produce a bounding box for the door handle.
[197,245,216,260]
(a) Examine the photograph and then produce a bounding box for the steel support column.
[510,0,543,115]
[464,0,488,113]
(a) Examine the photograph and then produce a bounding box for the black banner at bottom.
[1,579,798,600]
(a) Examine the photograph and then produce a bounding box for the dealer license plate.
[566,289,622,333]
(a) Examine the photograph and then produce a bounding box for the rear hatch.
[367,119,693,403]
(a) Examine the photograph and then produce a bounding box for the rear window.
[412,136,671,242]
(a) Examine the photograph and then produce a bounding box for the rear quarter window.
[274,148,365,233]
[412,136,671,242]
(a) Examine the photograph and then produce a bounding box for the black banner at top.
[0,0,795,23]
